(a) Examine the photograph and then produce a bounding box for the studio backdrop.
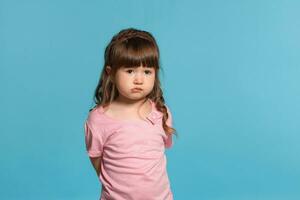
[1,0,299,199]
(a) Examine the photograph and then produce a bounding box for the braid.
[105,28,157,67]
[111,28,155,46]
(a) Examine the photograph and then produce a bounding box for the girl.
[84,28,177,200]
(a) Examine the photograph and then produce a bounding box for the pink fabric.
[84,99,173,200]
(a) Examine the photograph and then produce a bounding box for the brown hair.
[91,28,176,136]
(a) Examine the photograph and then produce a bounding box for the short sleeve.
[84,121,104,158]
[164,105,173,148]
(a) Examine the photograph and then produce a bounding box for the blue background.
[1,0,299,199]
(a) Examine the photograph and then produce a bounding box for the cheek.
[115,73,130,86]
[146,76,156,88]
[116,80,129,91]
[150,75,156,84]
[114,76,124,91]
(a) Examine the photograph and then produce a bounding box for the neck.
[114,96,149,109]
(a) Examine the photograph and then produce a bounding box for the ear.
[105,66,114,82]
[105,66,112,74]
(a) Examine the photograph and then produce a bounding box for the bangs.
[110,37,159,69]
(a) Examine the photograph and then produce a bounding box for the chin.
[130,95,148,101]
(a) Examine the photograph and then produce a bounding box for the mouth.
[131,88,143,92]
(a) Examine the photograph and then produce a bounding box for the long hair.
[91,28,176,136]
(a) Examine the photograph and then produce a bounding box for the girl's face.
[112,65,156,102]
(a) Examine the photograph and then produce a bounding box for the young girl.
[84,28,176,200]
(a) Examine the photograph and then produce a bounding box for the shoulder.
[86,106,101,123]
[85,106,108,132]
[150,100,173,124]
[86,105,124,134]
[150,99,171,112]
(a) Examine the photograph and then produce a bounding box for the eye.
[126,69,134,74]
[144,70,152,75]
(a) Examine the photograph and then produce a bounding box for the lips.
[131,88,143,92]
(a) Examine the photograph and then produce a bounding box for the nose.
[133,72,144,84]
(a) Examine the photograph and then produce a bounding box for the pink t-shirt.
[84,99,174,200]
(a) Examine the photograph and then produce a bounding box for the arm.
[89,156,102,177]
[84,121,104,177]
